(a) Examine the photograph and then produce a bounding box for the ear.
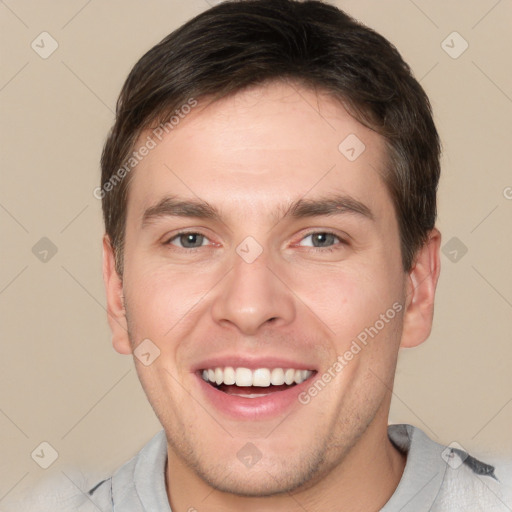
[400,227,442,348]
[102,235,132,355]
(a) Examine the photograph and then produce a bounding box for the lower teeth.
[233,393,271,398]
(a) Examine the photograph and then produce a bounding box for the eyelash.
[164,230,347,252]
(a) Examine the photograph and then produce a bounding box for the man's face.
[111,82,411,494]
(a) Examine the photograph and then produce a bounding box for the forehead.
[126,82,392,223]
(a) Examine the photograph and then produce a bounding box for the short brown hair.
[100,0,440,275]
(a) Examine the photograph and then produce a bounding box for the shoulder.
[0,469,111,512]
[435,455,512,511]
[386,424,512,511]
[1,431,166,512]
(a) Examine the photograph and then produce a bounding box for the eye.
[298,231,344,249]
[167,232,210,249]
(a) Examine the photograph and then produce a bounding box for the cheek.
[123,261,217,341]
[292,264,402,343]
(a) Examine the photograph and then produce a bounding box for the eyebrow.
[287,195,374,222]
[142,196,222,227]
[141,193,374,227]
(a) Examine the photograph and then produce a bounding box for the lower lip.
[195,373,314,420]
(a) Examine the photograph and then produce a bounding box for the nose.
[210,248,296,335]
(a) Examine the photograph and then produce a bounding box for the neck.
[165,413,406,512]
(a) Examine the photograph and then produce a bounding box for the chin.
[202,465,312,497]
[185,448,330,498]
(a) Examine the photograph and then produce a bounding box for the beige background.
[1,0,511,502]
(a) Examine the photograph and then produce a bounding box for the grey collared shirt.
[6,424,511,511]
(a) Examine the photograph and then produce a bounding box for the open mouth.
[200,367,316,398]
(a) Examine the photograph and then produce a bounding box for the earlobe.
[102,235,132,355]
[400,228,442,349]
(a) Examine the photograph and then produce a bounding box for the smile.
[196,366,317,418]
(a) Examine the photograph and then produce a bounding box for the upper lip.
[192,356,317,372]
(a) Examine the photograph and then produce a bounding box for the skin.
[103,81,441,512]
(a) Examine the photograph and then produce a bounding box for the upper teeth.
[202,367,313,387]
